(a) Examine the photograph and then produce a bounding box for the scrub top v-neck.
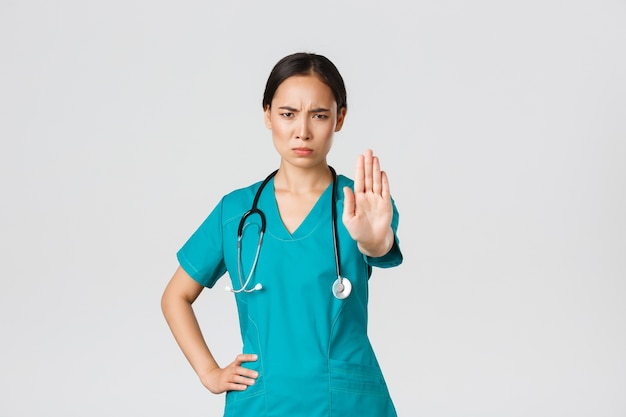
[266,177,332,239]
[177,174,403,417]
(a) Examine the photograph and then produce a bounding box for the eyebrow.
[277,106,331,113]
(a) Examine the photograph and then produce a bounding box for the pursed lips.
[293,147,313,155]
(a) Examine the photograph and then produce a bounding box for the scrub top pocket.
[329,358,397,417]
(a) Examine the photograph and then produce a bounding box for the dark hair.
[262,52,347,114]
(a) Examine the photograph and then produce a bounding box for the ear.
[264,105,272,130]
[334,107,347,132]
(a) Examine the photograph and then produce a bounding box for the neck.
[274,162,333,193]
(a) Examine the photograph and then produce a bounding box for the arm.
[342,149,396,257]
[161,266,258,394]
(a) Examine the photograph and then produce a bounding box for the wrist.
[357,228,394,258]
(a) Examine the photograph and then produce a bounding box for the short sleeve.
[176,198,227,288]
[366,197,403,268]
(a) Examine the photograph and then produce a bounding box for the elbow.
[160,290,171,317]
[161,286,179,319]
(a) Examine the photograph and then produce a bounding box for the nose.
[296,116,311,141]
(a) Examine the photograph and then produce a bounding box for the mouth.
[293,147,313,156]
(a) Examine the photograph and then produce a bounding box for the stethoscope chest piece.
[332,277,352,300]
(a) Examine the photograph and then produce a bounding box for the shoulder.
[333,174,353,203]
[337,174,354,189]
[221,179,264,213]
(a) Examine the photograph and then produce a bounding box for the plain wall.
[1,0,625,416]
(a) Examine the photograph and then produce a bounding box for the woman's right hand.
[200,354,259,394]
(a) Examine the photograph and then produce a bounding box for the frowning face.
[264,75,346,171]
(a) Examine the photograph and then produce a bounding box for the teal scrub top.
[177,174,403,417]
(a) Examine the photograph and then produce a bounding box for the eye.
[280,112,294,118]
[313,114,329,120]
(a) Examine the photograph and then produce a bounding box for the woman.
[161,52,403,416]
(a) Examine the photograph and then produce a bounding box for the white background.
[1,0,625,416]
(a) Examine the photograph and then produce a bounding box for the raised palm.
[342,149,394,257]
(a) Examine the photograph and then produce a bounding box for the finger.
[234,353,258,365]
[227,381,251,391]
[363,149,373,192]
[237,366,259,380]
[372,156,382,195]
[354,153,364,193]
[381,170,390,200]
[342,186,355,223]
[233,372,257,385]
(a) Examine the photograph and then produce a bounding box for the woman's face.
[264,74,346,171]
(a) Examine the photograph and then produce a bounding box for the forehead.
[272,75,336,104]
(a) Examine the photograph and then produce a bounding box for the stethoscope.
[225,166,352,300]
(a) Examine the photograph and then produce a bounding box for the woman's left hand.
[342,149,395,258]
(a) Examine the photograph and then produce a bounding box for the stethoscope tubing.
[230,167,350,299]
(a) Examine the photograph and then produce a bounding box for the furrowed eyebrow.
[277,106,330,113]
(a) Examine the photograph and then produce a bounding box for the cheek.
[315,121,336,136]
[270,122,292,144]
[271,122,288,138]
